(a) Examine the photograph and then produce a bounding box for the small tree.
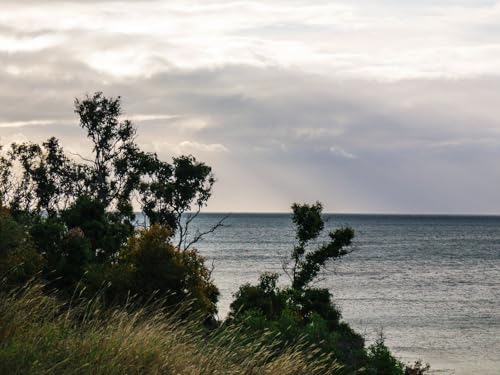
[74,92,140,219]
[366,334,405,375]
[287,201,354,290]
[228,202,365,371]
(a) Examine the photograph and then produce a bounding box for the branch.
[183,214,229,251]
[281,256,293,283]
[207,259,215,280]
[178,205,202,249]
[68,151,93,164]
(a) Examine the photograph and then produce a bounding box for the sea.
[183,213,500,375]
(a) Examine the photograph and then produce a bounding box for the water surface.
[185,214,500,374]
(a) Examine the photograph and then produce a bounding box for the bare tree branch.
[183,214,229,251]
[68,151,94,164]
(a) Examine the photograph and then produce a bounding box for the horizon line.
[182,211,500,217]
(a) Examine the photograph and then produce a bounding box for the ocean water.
[186,213,500,375]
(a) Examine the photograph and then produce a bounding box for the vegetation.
[0,92,214,238]
[0,92,424,374]
[227,202,405,374]
[83,224,219,322]
[0,92,219,322]
[0,283,341,375]
[0,207,44,289]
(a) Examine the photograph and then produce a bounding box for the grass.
[0,283,342,375]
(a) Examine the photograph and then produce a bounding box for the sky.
[1,0,500,213]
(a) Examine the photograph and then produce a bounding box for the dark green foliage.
[366,335,404,375]
[29,219,89,292]
[298,287,342,324]
[54,228,93,287]
[25,197,131,292]
[404,360,431,375]
[29,217,66,270]
[0,208,44,289]
[288,202,354,290]
[292,201,324,246]
[230,272,286,320]
[82,225,219,322]
[61,196,132,262]
[229,273,367,372]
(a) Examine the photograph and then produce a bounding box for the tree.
[0,92,222,310]
[74,92,137,218]
[366,334,405,375]
[0,139,85,217]
[228,202,365,371]
[0,92,218,243]
[286,201,354,290]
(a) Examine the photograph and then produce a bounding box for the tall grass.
[0,283,342,375]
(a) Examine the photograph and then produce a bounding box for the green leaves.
[291,201,324,246]
[289,202,354,290]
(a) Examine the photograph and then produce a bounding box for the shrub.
[0,208,44,289]
[229,273,367,372]
[366,334,404,375]
[83,225,219,322]
[61,196,133,262]
[404,360,431,375]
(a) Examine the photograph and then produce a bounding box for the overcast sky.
[1,0,500,213]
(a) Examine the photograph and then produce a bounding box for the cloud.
[2,60,500,212]
[1,1,500,79]
[0,34,65,53]
[329,146,356,159]
[0,119,66,128]
[1,1,500,213]
[178,141,229,153]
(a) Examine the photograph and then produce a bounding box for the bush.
[0,208,44,290]
[61,196,133,262]
[229,273,367,372]
[366,334,404,375]
[26,197,132,293]
[404,360,431,375]
[83,225,219,323]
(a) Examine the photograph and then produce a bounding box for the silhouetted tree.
[74,92,137,217]
[0,92,217,240]
[228,202,365,371]
[0,92,221,318]
[287,201,354,290]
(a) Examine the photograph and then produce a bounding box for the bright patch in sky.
[1,0,500,213]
